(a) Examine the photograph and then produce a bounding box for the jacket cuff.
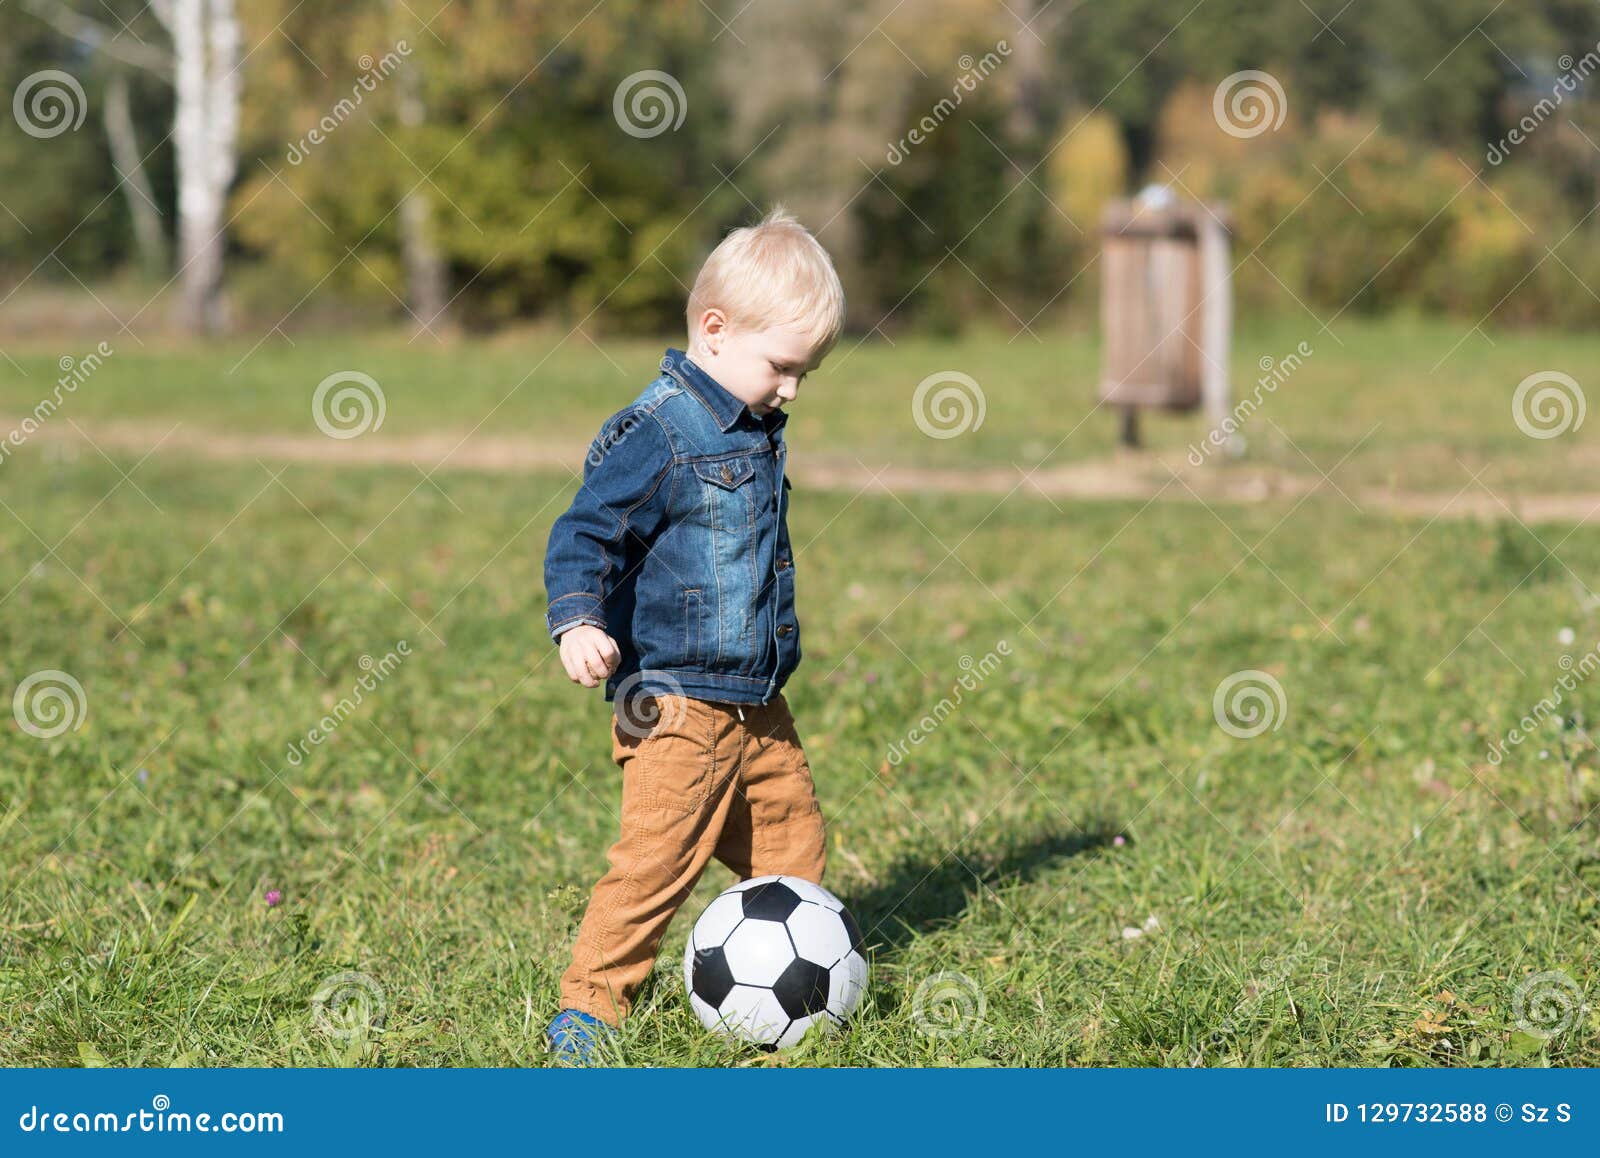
[547,593,607,642]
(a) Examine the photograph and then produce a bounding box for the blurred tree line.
[2,0,1599,335]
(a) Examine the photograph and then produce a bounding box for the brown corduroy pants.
[558,691,827,1026]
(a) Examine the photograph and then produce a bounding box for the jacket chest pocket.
[688,456,758,532]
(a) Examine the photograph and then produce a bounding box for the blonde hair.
[686,206,845,359]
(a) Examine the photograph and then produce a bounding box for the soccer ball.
[683,875,869,1049]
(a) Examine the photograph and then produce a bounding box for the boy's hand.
[558,625,621,688]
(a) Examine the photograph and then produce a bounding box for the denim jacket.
[543,348,799,705]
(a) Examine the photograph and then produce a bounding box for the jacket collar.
[661,347,787,435]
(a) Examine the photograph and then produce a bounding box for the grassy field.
[2,315,1598,493]
[1,326,1599,1067]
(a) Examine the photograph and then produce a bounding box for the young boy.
[541,208,846,1063]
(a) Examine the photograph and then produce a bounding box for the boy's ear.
[698,308,727,354]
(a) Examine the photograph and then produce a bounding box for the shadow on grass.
[840,814,1126,958]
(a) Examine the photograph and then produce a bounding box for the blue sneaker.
[546,1009,616,1065]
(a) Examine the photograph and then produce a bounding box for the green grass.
[2,368,1598,1066]
[2,315,1597,493]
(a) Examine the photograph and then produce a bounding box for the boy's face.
[690,310,822,418]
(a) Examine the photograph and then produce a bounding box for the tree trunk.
[165,0,240,335]
[395,72,448,332]
[1007,2,1047,146]
[102,69,168,280]
[389,4,448,333]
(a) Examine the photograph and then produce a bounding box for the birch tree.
[22,0,171,278]
[151,0,240,334]
[27,0,242,333]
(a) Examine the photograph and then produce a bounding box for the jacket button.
[721,464,733,483]
[776,624,793,637]
[776,557,790,570]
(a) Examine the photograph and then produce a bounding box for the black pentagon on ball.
[837,905,865,955]
[740,880,801,922]
[691,946,736,1008]
[772,956,831,1019]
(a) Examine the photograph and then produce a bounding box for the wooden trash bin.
[1099,188,1232,447]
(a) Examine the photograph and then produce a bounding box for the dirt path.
[11,415,1600,525]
